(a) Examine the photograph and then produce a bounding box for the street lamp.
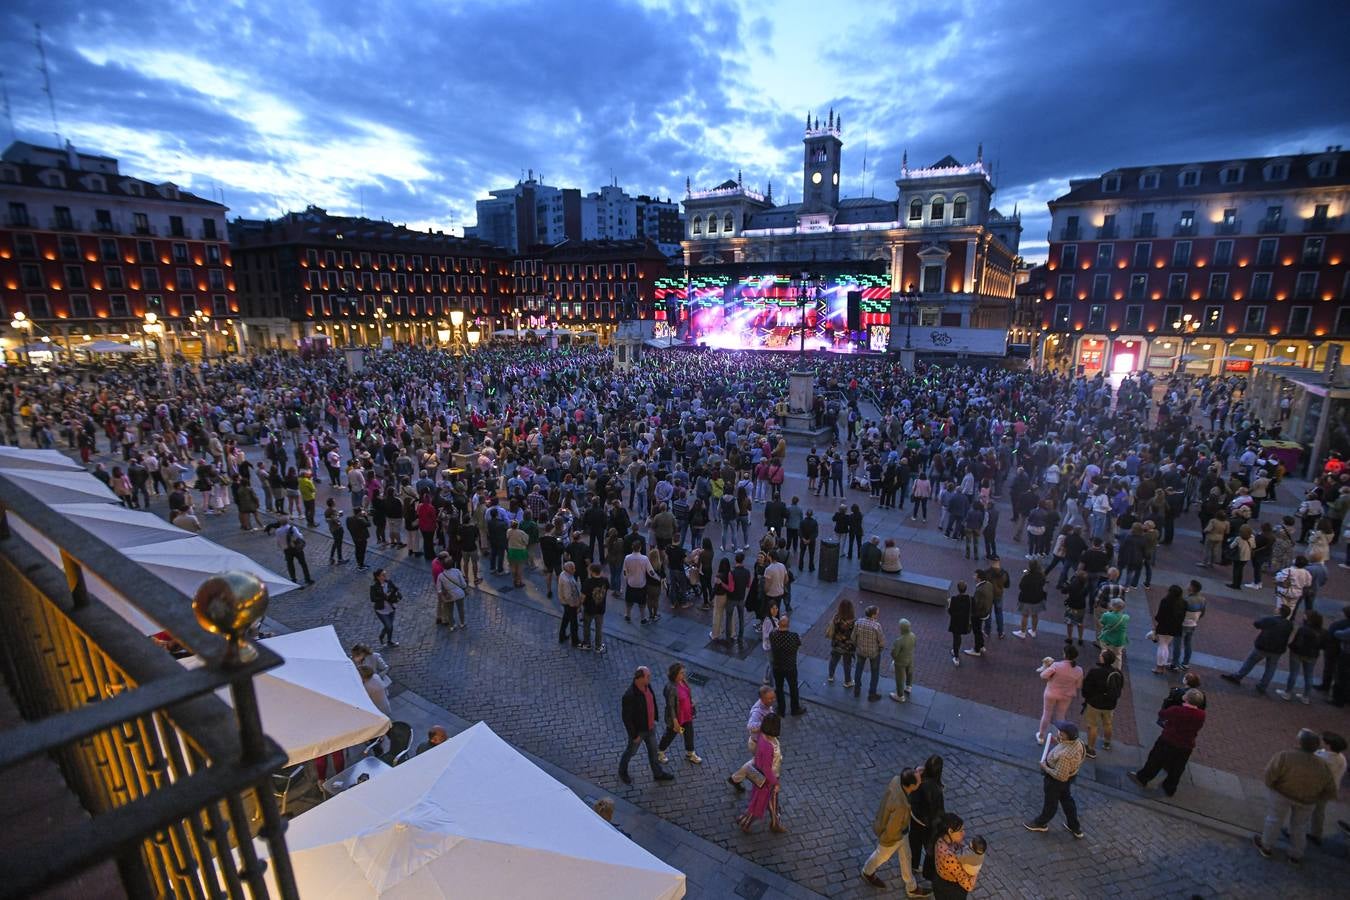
[373,308,388,345]
[797,270,813,359]
[143,311,174,390]
[189,309,211,362]
[898,285,922,351]
[10,311,33,365]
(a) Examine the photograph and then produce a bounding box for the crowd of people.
[4,340,1349,884]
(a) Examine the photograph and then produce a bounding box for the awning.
[263,721,685,899]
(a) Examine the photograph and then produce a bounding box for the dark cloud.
[1,0,1347,259]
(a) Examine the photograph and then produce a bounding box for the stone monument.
[782,367,829,437]
[613,320,654,371]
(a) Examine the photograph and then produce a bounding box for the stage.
[655,271,892,353]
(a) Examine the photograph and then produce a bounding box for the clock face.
[811,171,822,185]
[832,172,839,186]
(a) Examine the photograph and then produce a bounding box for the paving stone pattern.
[202,515,1349,898]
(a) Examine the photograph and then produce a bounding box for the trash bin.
[818,538,840,583]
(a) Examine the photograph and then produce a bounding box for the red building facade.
[1038,148,1350,376]
[0,142,236,360]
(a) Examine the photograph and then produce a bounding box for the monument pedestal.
[782,369,831,439]
[897,348,916,372]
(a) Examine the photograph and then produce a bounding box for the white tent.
[0,447,84,470]
[85,340,139,354]
[0,467,119,503]
[122,536,299,599]
[50,502,196,547]
[182,626,389,766]
[267,721,685,899]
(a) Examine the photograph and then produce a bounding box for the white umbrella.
[266,721,685,899]
[0,447,84,470]
[122,536,299,599]
[50,502,196,547]
[0,467,119,503]
[182,626,389,766]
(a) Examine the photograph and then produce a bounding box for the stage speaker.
[846,291,862,331]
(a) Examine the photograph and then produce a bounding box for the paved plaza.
[149,418,1350,899]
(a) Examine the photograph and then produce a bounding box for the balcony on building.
[1059,225,1079,240]
[133,223,157,236]
[0,475,298,899]
[1133,222,1156,238]
[1305,214,1340,233]
[1174,222,1197,237]
[1095,223,1117,239]
[1257,216,1284,234]
[4,212,31,228]
[49,216,81,231]
[1215,219,1241,236]
[93,220,120,234]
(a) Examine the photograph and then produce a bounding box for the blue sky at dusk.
[3,0,1347,260]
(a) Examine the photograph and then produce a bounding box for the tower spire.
[805,110,811,131]
[977,142,984,163]
[902,149,908,170]
[738,168,743,187]
[836,113,841,133]
[828,107,833,129]
[685,175,691,198]
[766,179,773,202]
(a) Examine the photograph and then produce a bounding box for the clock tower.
[802,108,843,214]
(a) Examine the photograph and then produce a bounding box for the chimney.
[65,139,80,171]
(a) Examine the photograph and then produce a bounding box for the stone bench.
[857,570,953,606]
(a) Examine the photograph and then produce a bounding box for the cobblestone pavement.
[195,508,1349,899]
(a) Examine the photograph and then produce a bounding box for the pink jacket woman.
[1036,645,1083,744]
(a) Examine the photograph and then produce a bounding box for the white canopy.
[183,626,390,766]
[0,467,119,503]
[84,340,139,354]
[50,502,196,547]
[122,536,299,599]
[267,721,685,899]
[0,447,84,470]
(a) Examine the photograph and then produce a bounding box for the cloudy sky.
[3,0,1347,260]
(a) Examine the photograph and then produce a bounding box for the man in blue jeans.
[619,666,674,785]
[1221,606,1294,693]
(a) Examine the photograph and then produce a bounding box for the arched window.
[909,199,923,220]
[929,196,945,222]
[952,195,967,220]
[692,216,702,234]
[707,215,718,234]
[723,213,734,233]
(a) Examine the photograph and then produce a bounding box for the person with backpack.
[435,559,469,630]
[1081,648,1124,759]
[269,514,314,586]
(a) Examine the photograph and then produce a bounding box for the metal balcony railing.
[1173,223,1197,237]
[1059,226,1080,240]
[94,220,121,234]
[1133,223,1156,238]
[1257,217,1284,234]
[0,474,298,900]
[1305,215,1340,233]
[1215,220,1241,235]
[49,217,82,231]
[133,224,157,236]
[4,214,31,228]
[1095,224,1117,239]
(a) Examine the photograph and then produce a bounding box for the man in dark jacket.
[799,509,819,572]
[1081,649,1124,758]
[728,551,751,642]
[1222,606,1294,693]
[347,507,371,571]
[619,666,674,785]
